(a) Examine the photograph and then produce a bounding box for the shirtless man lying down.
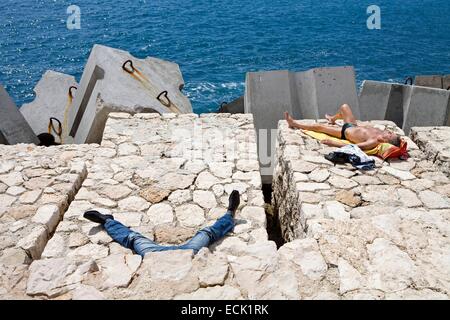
[284,104,401,150]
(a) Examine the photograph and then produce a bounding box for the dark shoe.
[227,190,240,216]
[84,210,114,225]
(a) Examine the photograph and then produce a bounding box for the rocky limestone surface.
[0,143,98,299]
[411,127,450,177]
[273,119,450,299]
[2,114,449,300]
[23,113,273,299]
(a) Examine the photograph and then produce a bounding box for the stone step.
[0,143,98,299]
[410,126,450,177]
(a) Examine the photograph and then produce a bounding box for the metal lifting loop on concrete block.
[122,60,135,74]
[220,102,228,108]
[48,117,62,136]
[68,86,78,99]
[157,90,171,107]
[405,77,413,85]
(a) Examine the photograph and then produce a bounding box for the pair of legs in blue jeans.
[104,211,235,256]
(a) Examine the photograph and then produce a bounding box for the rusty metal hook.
[68,86,77,99]
[157,91,171,107]
[48,117,62,136]
[122,60,135,74]
[404,77,413,85]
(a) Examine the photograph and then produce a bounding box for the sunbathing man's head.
[381,131,401,147]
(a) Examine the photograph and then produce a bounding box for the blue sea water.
[0,0,449,113]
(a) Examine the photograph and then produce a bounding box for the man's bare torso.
[345,125,384,144]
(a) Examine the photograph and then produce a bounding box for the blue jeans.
[104,212,235,256]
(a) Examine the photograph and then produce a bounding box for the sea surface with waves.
[0,0,449,113]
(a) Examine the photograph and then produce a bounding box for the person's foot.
[325,114,336,124]
[84,210,114,225]
[284,112,296,129]
[227,190,240,216]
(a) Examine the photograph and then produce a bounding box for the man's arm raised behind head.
[356,139,379,150]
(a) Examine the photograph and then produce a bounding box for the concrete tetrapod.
[20,70,78,142]
[0,85,39,145]
[64,44,192,144]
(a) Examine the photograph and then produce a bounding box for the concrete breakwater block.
[64,44,192,144]
[218,96,244,113]
[245,70,299,183]
[245,66,359,183]
[359,80,450,134]
[359,80,410,128]
[297,66,360,119]
[415,74,450,89]
[0,85,39,145]
[403,86,450,134]
[444,75,450,91]
[20,70,78,139]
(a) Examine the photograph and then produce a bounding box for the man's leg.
[84,210,175,257]
[325,104,357,125]
[129,211,234,256]
[103,219,175,256]
[177,190,239,254]
[178,211,235,254]
[285,112,342,138]
[84,191,240,257]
